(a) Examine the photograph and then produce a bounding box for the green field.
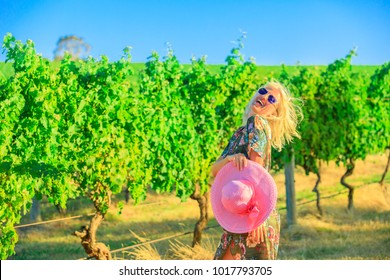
[0,61,381,80]
[9,154,390,260]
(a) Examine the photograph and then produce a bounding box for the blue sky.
[1,0,389,65]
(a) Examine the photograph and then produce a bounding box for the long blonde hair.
[243,80,303,151]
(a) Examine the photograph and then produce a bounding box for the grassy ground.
[8,153,389,260]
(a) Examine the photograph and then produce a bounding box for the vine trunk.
[190,183,209,247]
[340,158,355,211]
[379,147,389,186]
[74,188,112,260]
[312,170,323,216]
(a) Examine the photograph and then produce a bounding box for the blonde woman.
[211,80,302,260]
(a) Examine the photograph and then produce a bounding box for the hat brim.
[211,160,277,233]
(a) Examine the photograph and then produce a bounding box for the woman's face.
[250,86,281,117]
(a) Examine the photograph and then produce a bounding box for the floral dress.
[213,115,280,260]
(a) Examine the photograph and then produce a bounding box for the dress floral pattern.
[213,115,280,260]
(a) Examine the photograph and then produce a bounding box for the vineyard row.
[0,33,389,259]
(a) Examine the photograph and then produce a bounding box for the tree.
[53,35,91,60]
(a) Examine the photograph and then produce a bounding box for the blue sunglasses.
[258,88,277,104]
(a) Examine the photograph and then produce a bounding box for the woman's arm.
[249,148,264,166]
[211,153,248,177]
[211,156,231,177]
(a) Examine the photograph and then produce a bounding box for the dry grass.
[9,153,390,260]
[121,231,162,260]
[126,244,162,260]
[167,239,215,260]
[277,183,390,260]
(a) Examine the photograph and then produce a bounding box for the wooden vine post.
[284,147,297,226]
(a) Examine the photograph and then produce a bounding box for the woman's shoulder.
[229,125,246,139]
[247,114,269,130]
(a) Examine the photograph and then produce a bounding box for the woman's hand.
[228,153,247,171]
[211,153,248,177]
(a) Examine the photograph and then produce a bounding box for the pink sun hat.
[211,160,277,233]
